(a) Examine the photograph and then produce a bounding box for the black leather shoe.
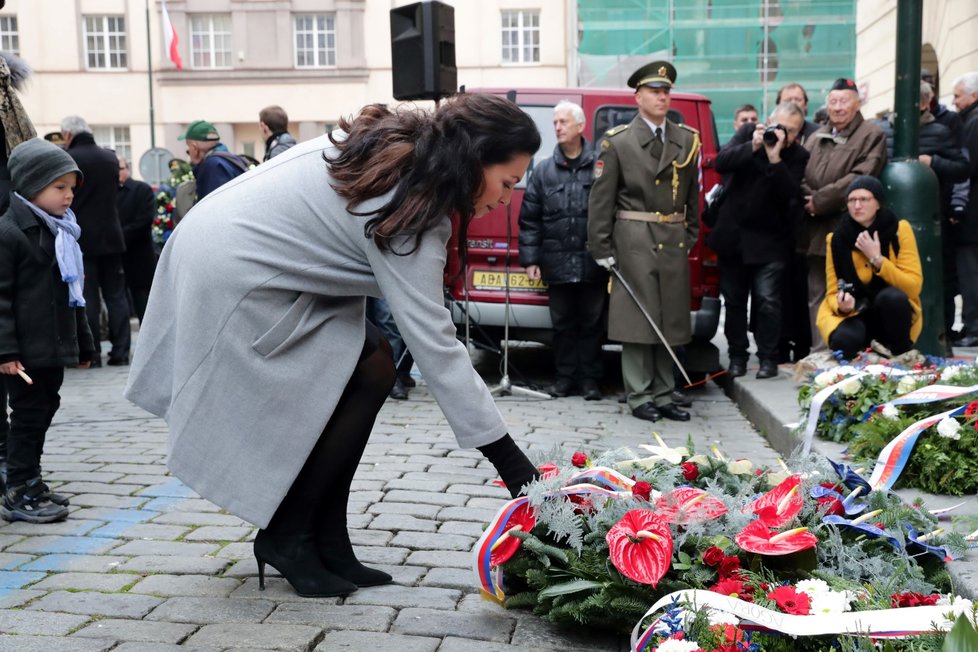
[670,389,692,407]
[546,378,575,397]
[581,380,602,401]
[728,360,747,378]
[107,357,129,366]
[756,359,779,379]
[389,378,408,400]
[658,403,691,421]
[631,402,661,422]
[398,373,416,388]
[954,335,978,348]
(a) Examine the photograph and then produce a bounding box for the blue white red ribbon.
[868,404,968,491]
[875,384,978,412]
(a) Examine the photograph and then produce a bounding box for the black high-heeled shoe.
[254,530,358,597]
[317,532,393,588]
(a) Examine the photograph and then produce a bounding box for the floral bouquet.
[152,161,194,250]
[473,437,975,650]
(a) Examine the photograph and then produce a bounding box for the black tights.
[828,286,914,360]
[266,322,395,538]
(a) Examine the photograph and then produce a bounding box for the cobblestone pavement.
[0,344,781,651]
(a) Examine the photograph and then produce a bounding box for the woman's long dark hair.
[327,93,541,263]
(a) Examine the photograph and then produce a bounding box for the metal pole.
[892,0,921,160]
[145,0,157,149]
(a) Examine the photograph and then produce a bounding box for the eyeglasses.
[846,196,875,205]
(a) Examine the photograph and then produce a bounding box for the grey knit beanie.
[8,137,83,199]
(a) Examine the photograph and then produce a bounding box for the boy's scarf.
[15,192,86,307]
[830,207,900,303]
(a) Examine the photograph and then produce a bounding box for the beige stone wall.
[857,0,978,117]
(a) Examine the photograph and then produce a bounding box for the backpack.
[173,150,251,224]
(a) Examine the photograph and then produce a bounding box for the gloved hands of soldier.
[595,256,616,271]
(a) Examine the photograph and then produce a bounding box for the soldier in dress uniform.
[587,61,701,423]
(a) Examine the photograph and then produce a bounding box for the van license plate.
[471,270,547,292]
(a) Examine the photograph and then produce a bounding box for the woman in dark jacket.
[708,102,809,379]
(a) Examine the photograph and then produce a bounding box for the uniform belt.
[616,210,686,224]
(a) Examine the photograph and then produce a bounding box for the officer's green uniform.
[587,62,701,412]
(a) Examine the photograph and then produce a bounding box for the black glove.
[478,434,539,498]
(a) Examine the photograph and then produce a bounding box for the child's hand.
[0,361,24,375]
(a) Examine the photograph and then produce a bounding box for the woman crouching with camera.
[817,176,922,360]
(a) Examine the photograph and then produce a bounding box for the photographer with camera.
[817,176,922,360]
[708,102,809,379]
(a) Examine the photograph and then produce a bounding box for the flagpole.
[145,0,157,148]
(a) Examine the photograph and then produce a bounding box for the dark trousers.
[941,223,958,338]
[957,245,978,336]
[366,297,413,374]
[0,384,7,459]
[828,286,913,360]
[779,252,812,360]
[3,367,63,487]
[548,281,606,382]
[720,258,785,363]
[84,254,132,362]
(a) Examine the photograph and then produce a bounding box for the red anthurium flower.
[606,510,673,586]
[735,519,817,556]
[655,487,727,525]
[767,585,811,615]
[632,481,653,501]
[681,461,699,481]
[750,474,803,528]
[701,545,724,567]
[489,502,536,567]
[571,452,589,468]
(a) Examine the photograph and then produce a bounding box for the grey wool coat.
[124,134,508,527]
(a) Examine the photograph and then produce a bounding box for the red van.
[445,88,723,374]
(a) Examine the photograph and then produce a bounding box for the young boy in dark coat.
[0,138,95,523]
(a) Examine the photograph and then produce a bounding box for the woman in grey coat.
[124,94,541,598]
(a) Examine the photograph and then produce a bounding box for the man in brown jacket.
[801,78,887,351]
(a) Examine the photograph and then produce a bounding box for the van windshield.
[519,105,559,189]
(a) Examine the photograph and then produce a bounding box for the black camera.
[762,124,786,146]
[837,279,868,313]
[837,279,855,295]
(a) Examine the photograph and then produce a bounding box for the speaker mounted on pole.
[390,1,457,101]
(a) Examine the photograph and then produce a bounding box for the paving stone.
[420,567,477,590]
[99,464,169,475]
[87,522,189,540]
[437,505,500,523]
[112,645,222,652]
[184,623,322,649]
[0,609,91,635]
[349,528,391,546]
[265,603,396,631]
[367,502,443,518]
[0,589,45,608]
[511,614,625,651]
[438,520,486,537]
[182,526,253,542]
[72,618,198,643]
[137,479,200,498]
[436,638,522,652]
[227,577,344,603]
[344,584,460,609]
[129,574,241,597]
[0,519,104,537]
[32,572,137,592]
[314,631,439,651]
[20,553,127,573]
[140,497,223,513]
[352,545,410,565]
[55,482,142,496]
[390,531,473,551]
[392,607,514,642]
[384,479,450,492]
[68,507,160,524]
[0,635,116,652]
[68,494,145,508]
[0,569,51,589]
[109,540,220,556]
[28,589,163,618]
[367,514,438,532]
[45,472,125,483]
[151,511,248,527]
[6,535,122,556]
[146,596,276,624]
[405,550,474,569]
[0,552,34,570]
[116,555,229,575]
[215,541,253,559]
[383,490,468,507]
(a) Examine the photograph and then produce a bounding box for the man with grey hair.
[950,72,978,346]
[518,100,606,400]
[62,115,130,366]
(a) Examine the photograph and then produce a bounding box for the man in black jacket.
[61,115,129,366]
[708,102,809,379]
[518,101,606,400]
[951,73,978,347]
[116,156,157,323]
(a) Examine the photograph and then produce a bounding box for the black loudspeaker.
[390,1,457,101]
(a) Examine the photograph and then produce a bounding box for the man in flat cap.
[587,60,701,423]
[801,78,886,352]
[178,120,249,202]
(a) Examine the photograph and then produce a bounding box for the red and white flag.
[161,0,182,70]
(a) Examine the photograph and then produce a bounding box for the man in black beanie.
[800,78,887,353]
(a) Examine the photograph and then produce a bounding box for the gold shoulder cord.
[671,131,701,203]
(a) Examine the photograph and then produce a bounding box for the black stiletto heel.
[253,530,357,598]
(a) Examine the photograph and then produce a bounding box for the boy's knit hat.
[8,138,83,199]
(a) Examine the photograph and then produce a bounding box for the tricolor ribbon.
[868,404,968,491]
[874,384,978,412]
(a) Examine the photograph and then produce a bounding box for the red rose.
[571,452,588,468]
[702,546,724,567]
[632,481,652,501]
[681,461,699,481]
[767,585,811,615]
[718,556,741,579]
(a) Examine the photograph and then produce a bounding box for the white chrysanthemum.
[936,416,962,440]
[795,579,830,596]
[839,377,862,397]
[813,370,838,389]
[942,365,962,382]
[656,640,702,652]
[881,404,900,420]
[810,590,852,614]
[896,376,917,395]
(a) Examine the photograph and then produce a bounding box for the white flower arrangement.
[655,640,702,652]
[881,404,900,420]
[936,416,962,441]
[840,377,862,397]
[896,375,918,395]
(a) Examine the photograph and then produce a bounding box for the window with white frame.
[83,15,127,70]
[92,126,131,163]
[0,16,19,55]
[190,14,232,69]
[294,14,336,68]
[501,10,539,64]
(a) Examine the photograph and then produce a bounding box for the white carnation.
[881,404,900,420]
[896,376,917,395]
[795,579,830,596]
[656,640,702,652]
[813,370,838,389]
[936,416,962,440]
[839,377,862,397]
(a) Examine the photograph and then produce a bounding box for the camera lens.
[762,126,779,145]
